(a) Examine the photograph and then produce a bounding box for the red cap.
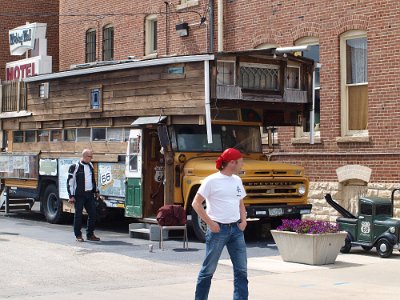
[215,148,243,169]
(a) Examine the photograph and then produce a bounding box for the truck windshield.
[172,124,262,153]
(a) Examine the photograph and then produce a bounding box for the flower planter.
[271,230,347,265]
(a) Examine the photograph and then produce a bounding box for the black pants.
[73,192,96,238]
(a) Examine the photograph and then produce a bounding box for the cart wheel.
[340,234,352,253]
[376,239,393,258]
[361,246,373,252]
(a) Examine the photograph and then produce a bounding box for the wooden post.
[163,150,174,205]
[17,81,21,112]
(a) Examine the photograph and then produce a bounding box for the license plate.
[255,210,267,216]
[269,208,283,216]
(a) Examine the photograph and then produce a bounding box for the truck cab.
[125,109,312,241]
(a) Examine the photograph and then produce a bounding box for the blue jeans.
[195,223,248,300]
[73,192,96,238]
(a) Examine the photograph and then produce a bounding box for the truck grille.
[243,181,303,198]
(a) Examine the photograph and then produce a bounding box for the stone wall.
[307,182,400,222]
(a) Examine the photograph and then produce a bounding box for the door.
[125,129,143,218]
[357,202,373,243]
[142,129,164,218]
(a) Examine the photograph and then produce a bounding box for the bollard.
[5,186,9,215]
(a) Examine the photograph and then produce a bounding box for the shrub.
[277,219,339,234]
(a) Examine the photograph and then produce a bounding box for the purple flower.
[276,219,339,234]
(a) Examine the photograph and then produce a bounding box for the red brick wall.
[58,0,400,182]
[59,0,209,70]
[0,1,59,80]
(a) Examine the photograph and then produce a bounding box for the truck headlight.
[298,184,306,195]
[389,227,395,234]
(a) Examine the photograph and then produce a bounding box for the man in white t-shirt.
[193,148,248,300]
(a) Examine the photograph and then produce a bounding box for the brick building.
[56,0,400,219]
[0,1,59,80]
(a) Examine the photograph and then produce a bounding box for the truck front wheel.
[191,205,207,242]
[340,234,352,253]
[376,239,393,258]
[43,185,66,224]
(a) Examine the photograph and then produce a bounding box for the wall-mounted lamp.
[176,22,189,37]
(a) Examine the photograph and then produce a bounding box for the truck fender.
[376,233,397,246]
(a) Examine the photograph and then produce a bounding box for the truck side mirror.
[157,125,171,149]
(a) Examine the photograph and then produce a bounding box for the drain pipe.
[217,0,223,52]
[209,0,214,53]
[204,60,213,143]
[310,65,316,144]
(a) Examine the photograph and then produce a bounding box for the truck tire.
[340,234,352,253]
[43,184,66,224]
[376,238,393,258]
[191,205,207,242]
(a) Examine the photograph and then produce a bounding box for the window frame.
[64,129,77,142]
[340,30,368,137]
[85,28,96,63]
[216,60,236,86]
[102,25,114,61]
[25,130,36,143]
[50,129,63,142]
[293,37,320,141]
[145,15,158,56]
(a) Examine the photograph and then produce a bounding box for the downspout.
[204,60,213,143]
[217,0,223,52]
[310,64,316,144]
[209,0,214,53]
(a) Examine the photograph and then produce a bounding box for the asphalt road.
[0,207,279,264]
[1,208,400,300]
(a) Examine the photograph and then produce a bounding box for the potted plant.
[271,219,347,265]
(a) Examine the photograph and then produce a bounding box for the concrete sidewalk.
[1,231,399,300]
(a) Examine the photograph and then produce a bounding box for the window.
[92,128,106,141]
[64,129,76,141]
[25,130,36,142]
[293,37,320,140]
[85,29,96,63]
[360,202,372,215]
[13,131,24,143]
[340,30,368,137]
[124,128,130,142]
[145,15,157,56]
[107,128,123,142]
[102,25,114,61]
[77,128,90,141]
[217,61,235,85]
[90,88,102,110]
[173,124,261,153]
[287,66,300,89]
[129,138,139,171]
[376,204,391,216]
[240,63,280,90]
[38,130,49,142]
[50,130,62,142]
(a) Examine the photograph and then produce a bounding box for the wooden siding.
[24,62,205,123]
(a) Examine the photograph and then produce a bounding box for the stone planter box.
[271,230,347,265]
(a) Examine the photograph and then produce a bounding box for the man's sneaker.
[87,234,100,241]
[76,236,84,242]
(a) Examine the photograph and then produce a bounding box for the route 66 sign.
[361,221,371,234]
[154,166,164,183]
